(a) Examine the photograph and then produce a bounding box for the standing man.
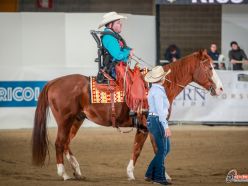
[144,66,172,185]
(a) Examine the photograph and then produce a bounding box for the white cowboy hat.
[98,12,127,29]
[145,66,171,83]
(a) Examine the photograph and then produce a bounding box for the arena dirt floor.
[0,125,248,186]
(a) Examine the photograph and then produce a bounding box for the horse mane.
[164,51,199,83]
[162,51,201,102]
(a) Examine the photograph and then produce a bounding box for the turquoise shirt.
[102,28,131,62]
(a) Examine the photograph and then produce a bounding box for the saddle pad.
[90,76,125,104]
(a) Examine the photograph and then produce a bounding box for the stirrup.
[129,110,137,117]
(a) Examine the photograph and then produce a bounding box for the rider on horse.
[98,12,148,116]
[98,12,134,79]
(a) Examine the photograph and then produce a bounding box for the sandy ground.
[0,125,248,186]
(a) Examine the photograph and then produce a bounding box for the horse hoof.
[63,174,72,181]
[73,172,86,180]
[128,177,135,181]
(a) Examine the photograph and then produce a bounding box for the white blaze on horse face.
[211,64,223,95]
[127,160,135,180]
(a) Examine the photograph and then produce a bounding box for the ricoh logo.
[173,87,206,106]
[0,81,47,107]
[192,0,243,3]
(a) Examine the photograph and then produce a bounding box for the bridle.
[164,58,214,94]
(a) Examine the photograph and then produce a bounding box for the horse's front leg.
[127,130,148,180]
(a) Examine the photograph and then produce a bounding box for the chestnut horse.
[32,50,223,181]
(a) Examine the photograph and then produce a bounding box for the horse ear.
[198,49,207,58]
[203,49,208,55]
[198,49,204,57]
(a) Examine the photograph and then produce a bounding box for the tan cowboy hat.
[98,12,127,29]
[145,66,171,83]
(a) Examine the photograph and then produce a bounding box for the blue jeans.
[145,115,170,182]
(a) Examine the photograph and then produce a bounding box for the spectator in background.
[229,41,248,70]
[208,43,220,69]
[164,44,181,63]
[207,43,226,70]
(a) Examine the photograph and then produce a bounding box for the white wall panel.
[21,13,65,67]
[0,13,21,66]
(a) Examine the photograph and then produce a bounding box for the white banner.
[170,70,248,123]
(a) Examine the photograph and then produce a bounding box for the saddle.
[90,63,149,129]
[95,69,120,92]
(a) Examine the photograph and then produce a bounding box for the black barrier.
[156,0,248,5]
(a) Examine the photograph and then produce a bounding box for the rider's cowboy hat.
[145,66,171,83]
[98,12,127,29]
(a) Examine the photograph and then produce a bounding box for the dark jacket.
[208,51,220,69]
[164,45,181,63]
[229,49,248,70]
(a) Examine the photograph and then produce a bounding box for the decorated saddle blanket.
[90,76,125,104]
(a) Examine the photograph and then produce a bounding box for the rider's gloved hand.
[129,49,135,58]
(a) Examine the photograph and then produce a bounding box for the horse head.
[192,50,223,96]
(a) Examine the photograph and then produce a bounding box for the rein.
[165,58,210,93]
[132,55,153,69]
[164,78,207,93]
[132,55,209,93]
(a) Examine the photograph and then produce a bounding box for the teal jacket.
[102,28,131,63]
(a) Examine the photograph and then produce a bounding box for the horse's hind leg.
[55,118,73,180]
[127,130,148,180]
[64,119,84,180]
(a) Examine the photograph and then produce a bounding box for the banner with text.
[170,71,248,123]
[0,68,248,129]
[156,0,248,5]
[0,81,47,107]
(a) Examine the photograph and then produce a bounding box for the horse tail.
[32,83,50,166]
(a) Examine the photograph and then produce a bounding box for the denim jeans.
[145,115,170,182]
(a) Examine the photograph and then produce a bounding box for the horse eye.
[209,67,213,70]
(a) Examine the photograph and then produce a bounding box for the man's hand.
[172,57,177,62]
[165,128,172,137]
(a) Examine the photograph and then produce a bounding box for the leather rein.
[132,56,213,94]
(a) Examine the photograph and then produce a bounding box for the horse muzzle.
[209,85,223,96]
